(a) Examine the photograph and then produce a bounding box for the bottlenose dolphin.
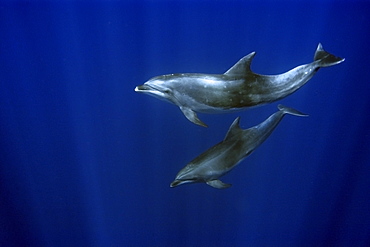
[135,44,343,127]
[170,105,308,189]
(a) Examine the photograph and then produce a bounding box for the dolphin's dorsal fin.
[224,117,243,141]
[206,179,231,189]
[224,52,256,75]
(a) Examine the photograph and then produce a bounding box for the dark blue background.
[1,1,369,246]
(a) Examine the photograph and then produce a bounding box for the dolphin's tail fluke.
[278,104,308,117]
[314,43,345,67]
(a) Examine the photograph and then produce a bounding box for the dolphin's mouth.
[170,179,189,188]
[135,84,170,94]
[134,84,166,97]
[135,83,177,105]
[170,180,181,188]
[134,84,155,92]
[170,178,199,188]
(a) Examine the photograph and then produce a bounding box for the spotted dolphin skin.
[135,44,343,127]
[170,105,308,189]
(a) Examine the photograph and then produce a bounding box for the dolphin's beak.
[134,84,162,96]
[134,83,173,103]
[134,84,151,92]
[170,180,180,188]
[170,179,195,188]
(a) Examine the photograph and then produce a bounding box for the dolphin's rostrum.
[170,105,308,189]
[135,44,344,127]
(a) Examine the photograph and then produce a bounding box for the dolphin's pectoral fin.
[180,106,208,127]
[206,180,232,189]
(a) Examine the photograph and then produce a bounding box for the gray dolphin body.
[170,105,308,189]
[135,44,343,127]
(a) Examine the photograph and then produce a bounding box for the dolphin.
[170,105,308,189]
[135,44,343,127]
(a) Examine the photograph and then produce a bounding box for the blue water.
[1,1,369,246]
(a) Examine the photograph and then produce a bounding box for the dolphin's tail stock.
[313,43,345,68]
[278,104,308,117]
